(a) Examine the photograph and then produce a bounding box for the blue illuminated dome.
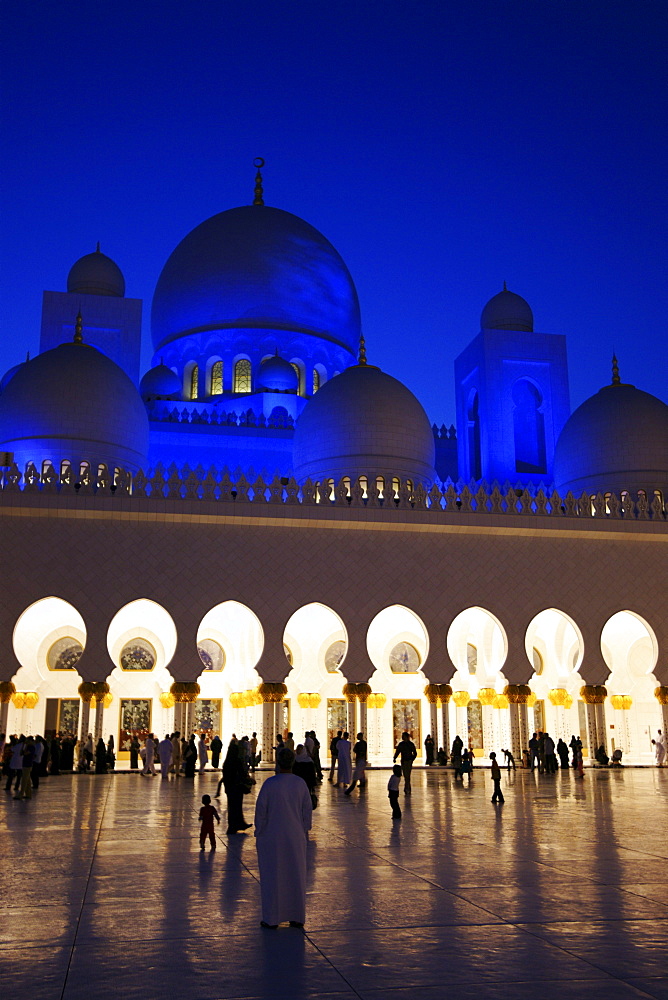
[293,363,436,486]
[151,205,361,355]
[0,341,149,472]
[0,361,26,392]
[481,288,533,332]
[67,248,125,297]
[257,354,299,392]
[553,381,668,497]
[140,363,181,400]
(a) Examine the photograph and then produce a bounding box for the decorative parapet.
[146,400,295,429]
[0,462,666,523]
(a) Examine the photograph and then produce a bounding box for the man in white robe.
[255,747,312,928]
[170,731,181,775]
[158,735,173,779]
[142,734,156,775]
[198,735,209,773]
[335,732,352,787]
[653,730,665,766]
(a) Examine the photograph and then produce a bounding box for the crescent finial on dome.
[503,280,507,292]
[74,311,83,345]
[358,332,367,366]
[96,241,101,253]
[253,157,265,206]
[611,353,621,386]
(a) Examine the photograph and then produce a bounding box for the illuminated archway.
[525,608,584,743]
[601,611,660,760]
[446,607,508,755]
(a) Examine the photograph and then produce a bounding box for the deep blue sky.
[1,0,666,425]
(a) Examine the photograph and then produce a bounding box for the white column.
[509,703,523,761]
[0,700,8,734]
[441,702,450,756]
[595,702,607,750]
[80,700,91,741]
[261,702,274,764]
[455,706,468,745]
[94,700,104,741]
[429,703,438,753]
[481,705,495,754]
[358,701,367,738]
[346,700,356,736]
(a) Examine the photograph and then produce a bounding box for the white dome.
[67,248,125,297]
[257,355,299,392]
[554,381,668,497]
[481,288,533,332]
[151,205,360,355]
[140,363,181,400]
[293,363,436,486]
[0,341,149,472]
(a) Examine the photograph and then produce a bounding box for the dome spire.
[611,352,621,386]
[503,280,507,292]
[74,310,83,344]
[358,331,367,366]
[96,241,101,253]
[253,157,265,206]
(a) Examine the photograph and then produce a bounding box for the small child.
[199,793,220,850]
[489,752,504,804]
[387,765,402,819]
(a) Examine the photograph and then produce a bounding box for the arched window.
[376,476,385,499]
[467,390,482,480]
[467,643,477,674]
[512,379,546,474]
[233,359,252,393]
[290,361,304,395]
[210,360,223,395]
[312,368,320,393]
[190,365,199,400]
[391,477,400,499]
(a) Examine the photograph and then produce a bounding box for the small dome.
[140,363,181,400]
[257,355,299,392]
[481,288,533,332]
[553,381,668,497]
[0,341,149,472]
[0,361,26,392]
[67,248,125,297]
[151,205,361,355]
[293,363,436,486]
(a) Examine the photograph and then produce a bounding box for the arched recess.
[467,389,481,481]
[512,378,546,475]
[197,600,264,693]
[525,608,584,742]
[367,605,430,759]
[207,356,224,396]
[12,598,87,734]
[446,607,508,756]
[601,611,660,760]
[283,603,348,743]
[313,363,327,394]
[184,360,199,401]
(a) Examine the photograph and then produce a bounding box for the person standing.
[529,733,540,771]
[556,738,570,769]
[250,732,258,772]
[31,736,45,789]
[335,732,352,788]
[170,731,181,775]
[345,733,367,795]
[424,734,435,766]
[16,736,36,800]
[569,734,579,768]
[285,732,295,751]
[184,736,197,777]
[387,765,402,819]
[393,731,417,794]
[129,734,140,770]
[83,734,94,771]
[490,751,504,804]
[255,747,312,929]
[210,733,222,770]
[142,734,157,776]
[198,794,220,850]
[328,730,342,782]
[543,732,557,773]
[158,734,173,779]
[653,730,666,767]
[293,745,317,800]
[197,734,209,773]
[95,738,108,773]
[273,734,284,773]
[311,731,323,782]
[220,740,252,835]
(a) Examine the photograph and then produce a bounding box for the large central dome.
[151,205,361,355]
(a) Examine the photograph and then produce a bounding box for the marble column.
[94,699,104,741]
[79,700,91,741]
[358,702,367,738]
[441,701,450,756]
[509,703,527,762]
[261,702,274,764]
[346,699,356,736]
[660,702,668,737]
[0,699,8,734]
[429,703,439,751]
[595,702,607,750]
[585,703,599,756]
[481,705,495,754]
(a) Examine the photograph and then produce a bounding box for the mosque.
[1,163,667,768]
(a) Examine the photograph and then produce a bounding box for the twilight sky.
[1,0,666,425]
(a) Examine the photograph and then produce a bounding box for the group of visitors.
[328,729,369,794]
[1,731,86,795]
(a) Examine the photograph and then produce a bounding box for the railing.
[1,462,666,522]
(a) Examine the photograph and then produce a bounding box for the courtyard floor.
[1,764,667,1000]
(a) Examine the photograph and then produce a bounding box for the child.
[489,752,504,804]
[199,793,220,850]
[387,765,402,819]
